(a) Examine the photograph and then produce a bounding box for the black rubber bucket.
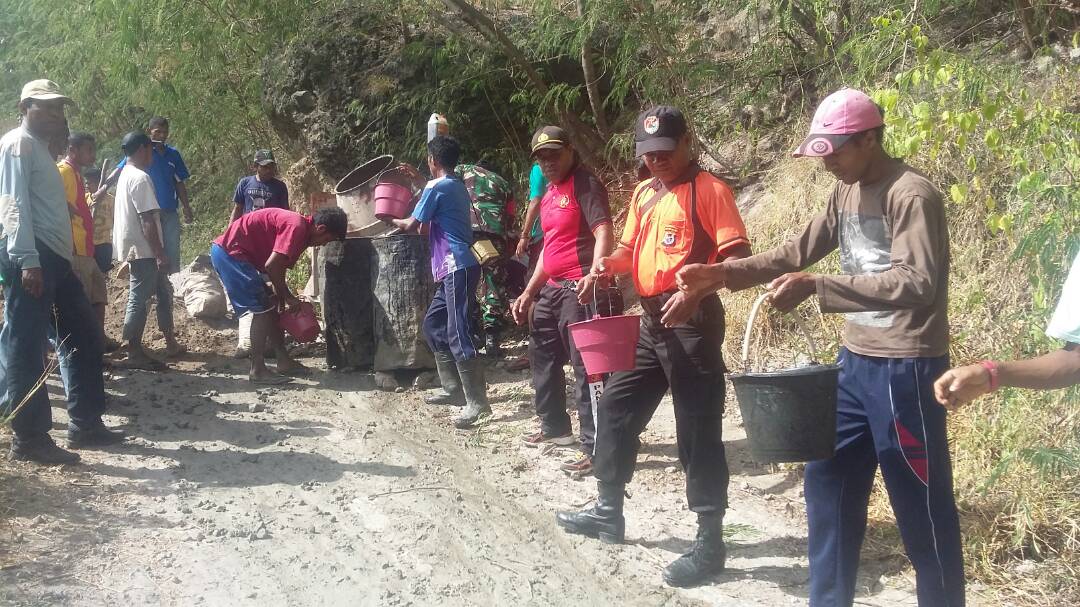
[730,364,840,463]
[729,293,840,464]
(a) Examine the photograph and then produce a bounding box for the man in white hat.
[0,80,124,464]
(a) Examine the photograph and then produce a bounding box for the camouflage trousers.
[473,234,521,335]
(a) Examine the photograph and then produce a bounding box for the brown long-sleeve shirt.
[724,160,950,358]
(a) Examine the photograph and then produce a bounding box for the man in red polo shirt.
[210,207,347,384]
[510,126,621,474]
[557,106,751,588]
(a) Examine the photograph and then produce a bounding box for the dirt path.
[1,307,994,606]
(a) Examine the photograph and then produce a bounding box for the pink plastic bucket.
[373,182,414,220]
[279,302,320,343]
[568,314,641,374]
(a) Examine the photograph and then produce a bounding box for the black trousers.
[529,283,623,453]
[593,292,729,512]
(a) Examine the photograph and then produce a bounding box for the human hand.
[933,365,991,410]
[278,294,302,314]
[515,237,529,259]
[660,290,700,328]
[576,274,600,305]
[511,292,535,326]
[20,268,43,298]
[767,272,816,312]
[182,205,194,224]
[677,263,722,296]
[593,256,615,278]
[155,254,170,271]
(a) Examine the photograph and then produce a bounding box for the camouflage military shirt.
[456,163,515,236]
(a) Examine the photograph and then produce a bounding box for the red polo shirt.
[213,208,312,272]
[539,165,611,281]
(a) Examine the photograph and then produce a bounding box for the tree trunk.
[576,0,610,139]
[439,0,608,168]
[1013,0,1039,56]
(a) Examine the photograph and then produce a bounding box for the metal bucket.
[728,293,840,463]
[334,155,395,233]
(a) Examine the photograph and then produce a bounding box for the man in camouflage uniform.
[456,162,516,357]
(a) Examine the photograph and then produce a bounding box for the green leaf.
[958,112,978,133]
[949,183,968,204]
[984,128,1003,150]
[873,89,899,112]
[904,134,923,155]
[912,101,931,120]
[934,66,952,86]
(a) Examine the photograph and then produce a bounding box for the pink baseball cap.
[793,88,884,157]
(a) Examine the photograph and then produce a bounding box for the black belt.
[640,290,721,316]
[640,291,676,315]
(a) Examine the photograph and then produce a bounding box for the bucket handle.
[374,164,421,189]
[582,276,613,319]
[740,291,819,373]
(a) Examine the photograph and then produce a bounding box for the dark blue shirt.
[233,175,289,215]
[117,143,190,211]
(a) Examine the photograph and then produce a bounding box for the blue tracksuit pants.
[806,348,965,607]
[422,266,481,362]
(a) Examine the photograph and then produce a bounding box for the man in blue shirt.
[390,136,489,429]
[0,80,124,464]
[105,116,191,273]
[230,149,289,223]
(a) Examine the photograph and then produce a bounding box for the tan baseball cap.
[19,79,73,105]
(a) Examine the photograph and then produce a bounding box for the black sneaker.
[10,436,81,464]
[67,425,126,449]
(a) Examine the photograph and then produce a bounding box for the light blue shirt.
[0,126,74,269]
[1047,250,1080,344]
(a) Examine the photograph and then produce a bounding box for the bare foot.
[276,359,312,377]
[165,340,187,358]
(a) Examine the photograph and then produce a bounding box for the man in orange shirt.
[556,106,751,587]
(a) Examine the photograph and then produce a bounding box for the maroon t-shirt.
[213,208,311,272]
[539,165,611,281]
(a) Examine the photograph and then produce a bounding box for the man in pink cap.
[677,88,964,606]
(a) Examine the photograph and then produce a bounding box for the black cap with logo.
[530,126,570,156]
[634,106,688,157]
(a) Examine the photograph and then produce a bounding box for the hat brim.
[635,137,677,157]
[255,160,277,166]
[792,133,853,158]
[530,141,566,157]
[22,93,74,104]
